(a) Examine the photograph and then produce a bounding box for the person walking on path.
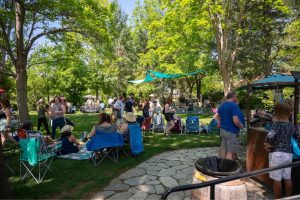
[50,97,66,139]
[264,102,293,199]
[37,99,51,135]
[215,91,244,160]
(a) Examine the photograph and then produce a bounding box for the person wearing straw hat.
[59,125,81,155]
[118,112,137,135]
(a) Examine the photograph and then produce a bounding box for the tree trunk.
[15,1,29,122]
[0,48,5,84]
[96,86,99,101]
[0,142,12,199]
[207,1,244,95]
[221,67,232,95]
[186,77,195,97]
[16,65,29,122]
[264,40,273,75]
[196,75,202,101]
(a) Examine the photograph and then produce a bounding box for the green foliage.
[236,0,292,80]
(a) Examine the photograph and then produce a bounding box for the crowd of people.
[2,87,298,198]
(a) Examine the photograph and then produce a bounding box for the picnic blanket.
[58,146,91,160]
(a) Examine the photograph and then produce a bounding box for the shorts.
[269,152,293,181]
[220,129,239,153]
[164,113,174,122]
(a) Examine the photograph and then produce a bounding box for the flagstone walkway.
[92,147,273,200]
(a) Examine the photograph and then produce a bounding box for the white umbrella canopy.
[83,95,96,99]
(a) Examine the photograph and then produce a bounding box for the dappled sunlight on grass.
[9,113,219,199]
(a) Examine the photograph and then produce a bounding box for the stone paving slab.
[91,147,273,200]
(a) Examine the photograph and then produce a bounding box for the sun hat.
[123,112,136,122]
[60,125,74,133]
[149,94,155,97]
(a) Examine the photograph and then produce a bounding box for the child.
[264,102,293,198]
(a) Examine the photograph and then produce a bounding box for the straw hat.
[60,125,74,133]
[123,112,136,122]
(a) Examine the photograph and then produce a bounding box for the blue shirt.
[218,101,243,134]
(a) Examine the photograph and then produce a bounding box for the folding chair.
[207,118,219,134]
[152,109,165,133]
[128,123,144,156]
[86,131,128,166]
[19,137,56,183]
[185,116,200,134]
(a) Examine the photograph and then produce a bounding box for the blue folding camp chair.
[207,118,219,134]
[128,122,144,156]
[86,131,127,166]
[19,137,57,183]
[185,116,200,134]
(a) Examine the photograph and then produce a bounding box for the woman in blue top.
[59,125,82,155]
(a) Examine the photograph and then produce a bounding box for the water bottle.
[81,131,87,142]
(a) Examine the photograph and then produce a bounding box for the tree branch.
[25,28,82,54]
[26,12,36,45]
[0,60,16,77]
[0,21,16,65]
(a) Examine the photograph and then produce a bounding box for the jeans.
[51,117,65,139]
[37,117,50,135]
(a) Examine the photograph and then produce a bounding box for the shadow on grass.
[9,113,219,199]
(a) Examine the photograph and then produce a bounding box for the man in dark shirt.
[124,93,135,113]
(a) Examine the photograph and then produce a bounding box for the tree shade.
[128,69,205,84]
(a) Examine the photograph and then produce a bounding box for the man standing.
[113,96,125,125]
[37,99,51,135]
[124,93,135,113]
[215,91,244,160]
[50,97,66,139]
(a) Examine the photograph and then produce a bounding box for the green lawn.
[7,112,220,199]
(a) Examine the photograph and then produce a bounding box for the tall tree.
[109,2,138,96]
[204,0,246,94]
[236,0,291,80]
[0,0,111,122]
[132,0,216,98]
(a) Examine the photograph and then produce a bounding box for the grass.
[6,112,220,199]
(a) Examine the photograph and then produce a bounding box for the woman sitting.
[118,112,137,134]
[59,125,82,155]
[0,98,18,145]
[88,113,117,139]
